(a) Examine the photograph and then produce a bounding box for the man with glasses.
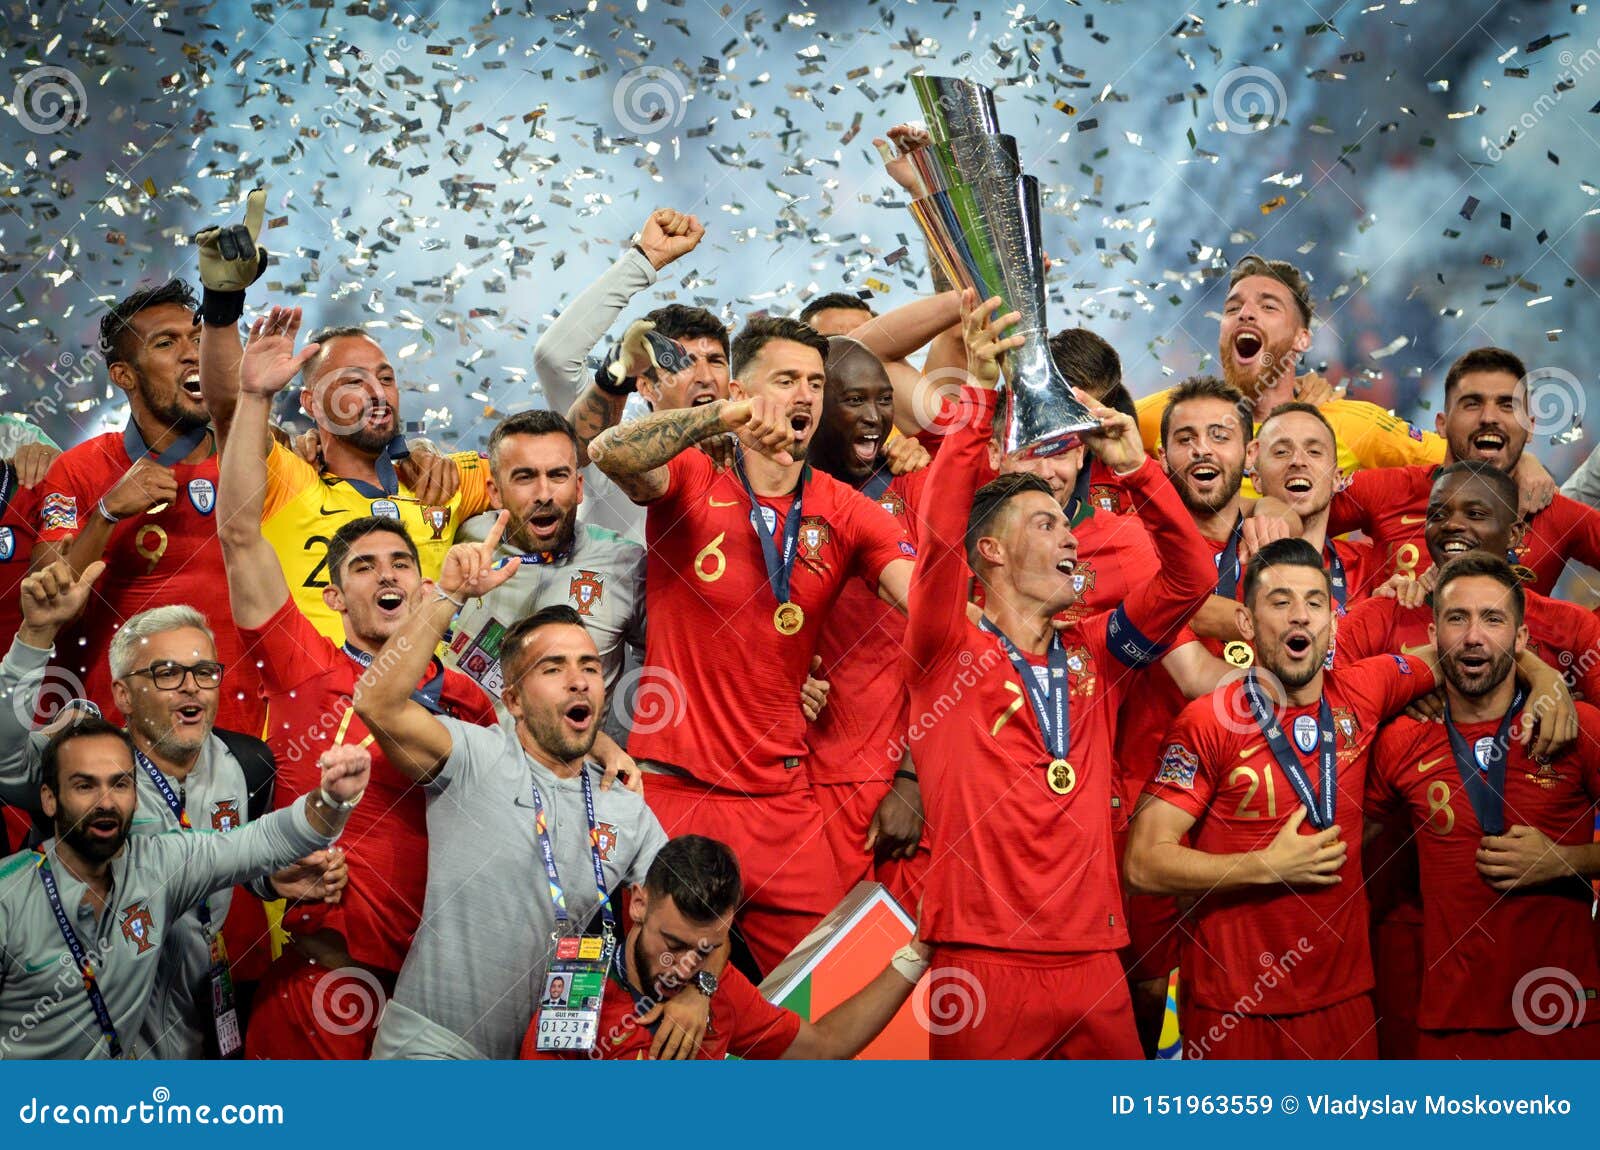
[0,566,345,1057]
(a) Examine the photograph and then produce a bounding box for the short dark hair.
[1242,537,1330,606]
[1434,552,1526,625]
[1432,459,1519,517]
[644,835,743,923]
[1097,381,1138,422]
[1229,254,1313,326]
[1258,401,1337,449]
[487,409,580,473]
[1159,375,1253,449]
[326,517,421,589]
[799,292,874,324]
[1443,347,1526,404]
[41,717,134,797]
[299,325,376,388]
[965,472,1056,570]
[499,604,586,684]
[1047,328,1122,399]
[730,314,830,379]
[644,304,729,357]
[98,278,198,366]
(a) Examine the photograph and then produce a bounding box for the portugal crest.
[423,506,451,540]
[1071,563,1097,596]
[877,490,907,518]
[1089,484,1121,514]
[593,821,618,861]
[569,569,605,616]
[798,516,832,560]
[1331,706,1360,749]
[211,799,241,832]
[120,901,156,954]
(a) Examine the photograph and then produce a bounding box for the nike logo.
[1400,515,1425,525]
[1238,742,1266,760]
[24,954,64,974]
[1416,756,1447,774]
[320,505,353,517]
[1400,643,1430,657]
[708,497,739,508]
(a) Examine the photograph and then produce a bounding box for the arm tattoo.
[588,399,728,479]
[567,385,627,457]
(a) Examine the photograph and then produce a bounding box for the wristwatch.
[693,970,718,997]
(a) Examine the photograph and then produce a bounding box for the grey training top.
[445,514,646,742]
[1560,440,1600,509]
[0,797,331,1060]
[389,716,666,1059]
[0,636,257,1059]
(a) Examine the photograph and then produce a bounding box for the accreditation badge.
[207,931,242,1059]
[453,615,507,696]
[534,934,613,1053]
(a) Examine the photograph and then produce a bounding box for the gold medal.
[1223,641,1255,668]
[1510,564,1538,585]
[1047,758,1076,795]
[773,602,805,635]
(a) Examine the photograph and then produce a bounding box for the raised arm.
[850,291,961,364]
[217,307,322,629]
[352,514,521,783]
[781,941,929,1059]
[193,187,270,445]
[587,396,789,505]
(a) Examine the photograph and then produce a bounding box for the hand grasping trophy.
[901,75,1098,458]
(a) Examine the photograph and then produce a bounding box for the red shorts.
[925,947,1141,1060]
[1417,1022,1600,1059]
[1183,992,1378,1060]
[244,948,392,1060]
[644,774,847,975]
[1123,894,1182,985]
[809,778,928,912]
[1372,912,1422,1060]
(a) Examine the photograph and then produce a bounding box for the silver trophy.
[906,74,1097,457]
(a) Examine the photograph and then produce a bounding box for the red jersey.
[520,957,798,1060]
[1367,705,1600,1030]
[1329,463,1600,595]
[808,468,930,786]
[907,387,1215,955]
[634,450,912,795]
[1145,655,1435,1014]
[34,432,265,735]
[242,596,496,971]
[1055,465,1158,629]
[0,481,42,648]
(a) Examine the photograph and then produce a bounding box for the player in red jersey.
[521,835,929,1060]
[1325,346,1600,595]
[1127,537,1574,1059]
[1368,554,1600,1058]
[589,314,914,975]
[0,441,58,670]
[215,307,499,1058]
[805,336,930,906]
[31,280,265,736]
[905,293,1215,1060]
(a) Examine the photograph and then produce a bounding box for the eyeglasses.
[125,660,225,690]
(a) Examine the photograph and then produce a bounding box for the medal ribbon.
[134,751,216,934]
[529,768,617,936]
[1241,669,1337,830]
[979,619,1071,764]
[1443,688,1526,837]
[34,850,124,1058]
[1324,541,1347,612]
[733,446,807,609]
[123,419,209,468]
[323,434,413,499]
[861,466,893,502]
[343,644,447,715]
[1214,514,1246,599]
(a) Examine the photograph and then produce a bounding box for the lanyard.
[1324,541,1347,612]
[1214,514,1245,599]
[343,643,447,714]
[979,618,1070,762]
[34,850,123,1058]
[1443,688,1526,836]
[509,546,572,567]
[1065,461,1094,527]
[1241,670,1337,830]
[733,446,807,608]
[324,434,412,499]
[861,466,893,502]
[529,768,616,937]
[134,750,217,933]
[123,419,209,468]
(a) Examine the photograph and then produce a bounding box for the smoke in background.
[1,0,1597,469]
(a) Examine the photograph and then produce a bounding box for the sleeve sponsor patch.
[1156,743,1200,789]
[1408,425,1424,441]
[1391,653,1412,674]
[898,540,916,557]
[40,492,77,532]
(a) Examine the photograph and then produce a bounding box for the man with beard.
[215,306,504,1059]
[905,293,1216,1059]
[0,577,345,1058]
[589,315,916,976]
[0,719,367,1059]
[444,410,645,742]
[30,279,265,736]
[1367,554,1600,1058]
[523,835,932,1060]
[355,580,694,1061]
[805,336,930,903]
[1126,539,1574,1059]
[1323,346,1600,595]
